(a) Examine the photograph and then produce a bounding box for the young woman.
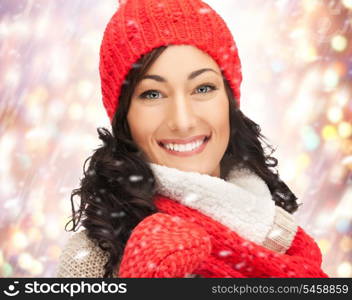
[56,0,329,278]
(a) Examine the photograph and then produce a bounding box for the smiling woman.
[56,0,329,278]
[127,45,230,177]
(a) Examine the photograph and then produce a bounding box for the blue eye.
[195,84,217,94]
[139,90,162,100]
[139,84,217,100]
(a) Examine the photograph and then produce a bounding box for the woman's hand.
[118,212,212,278]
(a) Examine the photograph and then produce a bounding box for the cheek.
[217,114,230,148]
[127,105,159,149]
[209,97,230,142]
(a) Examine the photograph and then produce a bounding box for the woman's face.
[127,45,230,177]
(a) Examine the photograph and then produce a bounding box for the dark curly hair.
[65,45,301,278]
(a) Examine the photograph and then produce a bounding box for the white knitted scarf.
[148,162,276,245]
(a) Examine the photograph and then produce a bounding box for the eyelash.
[138,84,218,100]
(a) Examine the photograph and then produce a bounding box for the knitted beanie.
[99,0,242,123]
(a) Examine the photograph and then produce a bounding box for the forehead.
[145,45,222,77]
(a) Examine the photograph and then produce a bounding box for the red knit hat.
[99,0,242,123]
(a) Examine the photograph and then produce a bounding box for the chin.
[164,161,217,176]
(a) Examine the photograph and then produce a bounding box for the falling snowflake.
[129,175,143,182]
[230,45,237,52]
[147,262,156,269]
[202,236,210,242]
[74,249,89,260]
[127,19,136,26]
[257,252,267,258]
[241,241,250,247]
[114,160,124,166]
[268,229,281,239]
[87,170,96,176]
[234,261,246,270]
[119,0,128,5]
[218,250,232,257]
[184,192,199,203]
[151,224,162,234]
[132,63,142,69]
[198,8,211,14]
[100,228,109,235]
[110,211,126,218]
[171,216,182,223]
[113,229,121,236]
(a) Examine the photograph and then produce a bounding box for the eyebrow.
[139,68,219,83]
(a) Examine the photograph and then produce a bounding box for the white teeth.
[163,138,206,152]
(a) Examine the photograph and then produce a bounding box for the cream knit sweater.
[56,230,114,277]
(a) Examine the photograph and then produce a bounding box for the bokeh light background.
[0,0,351,277]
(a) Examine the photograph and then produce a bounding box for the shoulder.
[56,230,112,278]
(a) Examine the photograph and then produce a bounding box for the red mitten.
[154,196,329,278]
[118,212,212,278]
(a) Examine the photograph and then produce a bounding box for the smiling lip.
[157,134,211,157]
[158,134,210,145]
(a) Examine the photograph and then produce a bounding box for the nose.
[166,94,197,133]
